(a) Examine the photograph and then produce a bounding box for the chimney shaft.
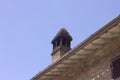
[51,28,72,63]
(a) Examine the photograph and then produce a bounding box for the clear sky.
[0,0,120,80]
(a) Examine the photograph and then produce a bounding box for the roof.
[51,28,72,43]
[32,15,120,80]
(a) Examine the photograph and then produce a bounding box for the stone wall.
[74,38,120,80]
[52,38,120,80]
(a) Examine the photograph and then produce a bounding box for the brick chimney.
[51,28,72,63]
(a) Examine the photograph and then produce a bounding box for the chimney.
[51,28,72,63]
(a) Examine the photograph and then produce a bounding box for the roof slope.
[32,15,120,80]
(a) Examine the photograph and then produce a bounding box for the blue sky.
[0,0,120,80]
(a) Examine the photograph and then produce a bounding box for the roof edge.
[31,15,120,80]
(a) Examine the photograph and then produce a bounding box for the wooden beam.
[56,67,66,72]
[84,44,95,49]
[108,31,120,37]
[46,71,59,76]
[82,48,97,53]
[62,59,77,64]
[69,55,85,59]
[90,42,104,49]
[41,76,53,79]
[90,42,105,46]
[57,63,70,68]
[77,49,93,54]
[109,26,120,32]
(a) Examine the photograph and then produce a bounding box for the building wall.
[75,55,112,80]
[52,37,120,80]
[74,38,120,80]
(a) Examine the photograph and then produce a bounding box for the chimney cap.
[51,28,72,43]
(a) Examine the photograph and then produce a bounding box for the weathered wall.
[74,38,120,80]
[52,38,120,80]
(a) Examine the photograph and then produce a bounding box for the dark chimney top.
[51,28,72,63]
